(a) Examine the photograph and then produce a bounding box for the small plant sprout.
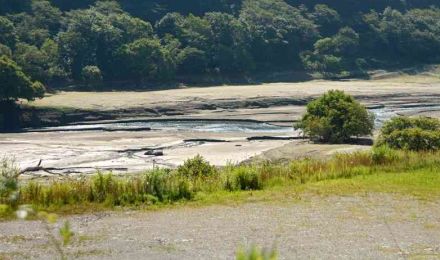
[60,221,74,246]
[236,244,278,260]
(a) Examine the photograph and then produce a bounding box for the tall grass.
[7,147,440,212]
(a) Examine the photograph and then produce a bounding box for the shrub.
[81,65,103,83]
[91,172,117,203]
[226,166,263,191]
[19,168,194,208]
[377,116,440,151]
[143,168,193,202]
[295,90,374,143]
[178,155,218,179]
[0,204,11,218]
[0,158,20,206]
[371,145,399,165]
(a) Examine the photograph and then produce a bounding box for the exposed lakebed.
[24,104,440,134]
[3,78,440,176]
[26,119,294,134]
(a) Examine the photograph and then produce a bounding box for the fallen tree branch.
[20,161,129,176]
[19,159,43,175]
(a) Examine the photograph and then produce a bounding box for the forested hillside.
[0,0,439,88]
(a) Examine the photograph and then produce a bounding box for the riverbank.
[15,73,440,129]
[1,148,439,215]
[1,75,440,175]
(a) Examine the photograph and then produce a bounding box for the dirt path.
[1,194,439,259]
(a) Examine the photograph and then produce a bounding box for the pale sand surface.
[29,77,440,111]
[0,130,293,176]
[2,76,440,175]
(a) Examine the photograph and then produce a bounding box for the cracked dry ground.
[1,194,439,259]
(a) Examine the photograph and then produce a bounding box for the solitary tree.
[296,90,374,143]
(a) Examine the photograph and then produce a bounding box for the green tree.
[13,40,66,83]
[176,47,207,74]
[311,4,341,37]
[0,43,11,57]
[0,55,44,101]
[156,12,185,38]
[239,0,318,68]
[301,27,360,77]
[58,6,122,79]
[14,43,48,82]
[116,38,174,80]
[205,12,254,73]
[296,90,374,143]
[31,0,62,33]
[360,7,440,63]
[0,16,17,48]
[7,11,51,47]
[40,39,67,81]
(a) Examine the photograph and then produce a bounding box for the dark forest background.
[1,0,440,88]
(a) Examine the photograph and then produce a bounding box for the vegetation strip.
[1,147,440,218]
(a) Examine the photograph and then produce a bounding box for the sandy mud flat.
[1,76,440,176]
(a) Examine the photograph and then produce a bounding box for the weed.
[236,245,277,260]
[0,157,20,207]
[59,221,74,246]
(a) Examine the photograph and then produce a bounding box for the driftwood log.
[19,159,63,176]
[18,160,129,177]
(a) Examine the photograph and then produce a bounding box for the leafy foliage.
[59,221,74,246]
[0,0,440,86]
[377,116,440,151]
[0,0,439,86]
[81,65,103,84]
[296,90,374,143]
[178,155,218,178]
[226,167,263,191]
[0,158,20,207]
[0,55,45,101]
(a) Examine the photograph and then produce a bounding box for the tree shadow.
[0,101,22,132]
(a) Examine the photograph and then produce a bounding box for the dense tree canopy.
[0,55,44,101]
[0,0,439,87]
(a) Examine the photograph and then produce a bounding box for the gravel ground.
[1,194,439,259]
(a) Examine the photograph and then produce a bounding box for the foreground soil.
[1,193,439,259]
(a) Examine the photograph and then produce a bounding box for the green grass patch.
[1,148,440,218]
[303,169,440,200]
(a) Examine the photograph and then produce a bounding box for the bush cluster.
[377,116,440,151]
[225,167,263,191]
[295,90,374,143]
[177,155,218,179]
